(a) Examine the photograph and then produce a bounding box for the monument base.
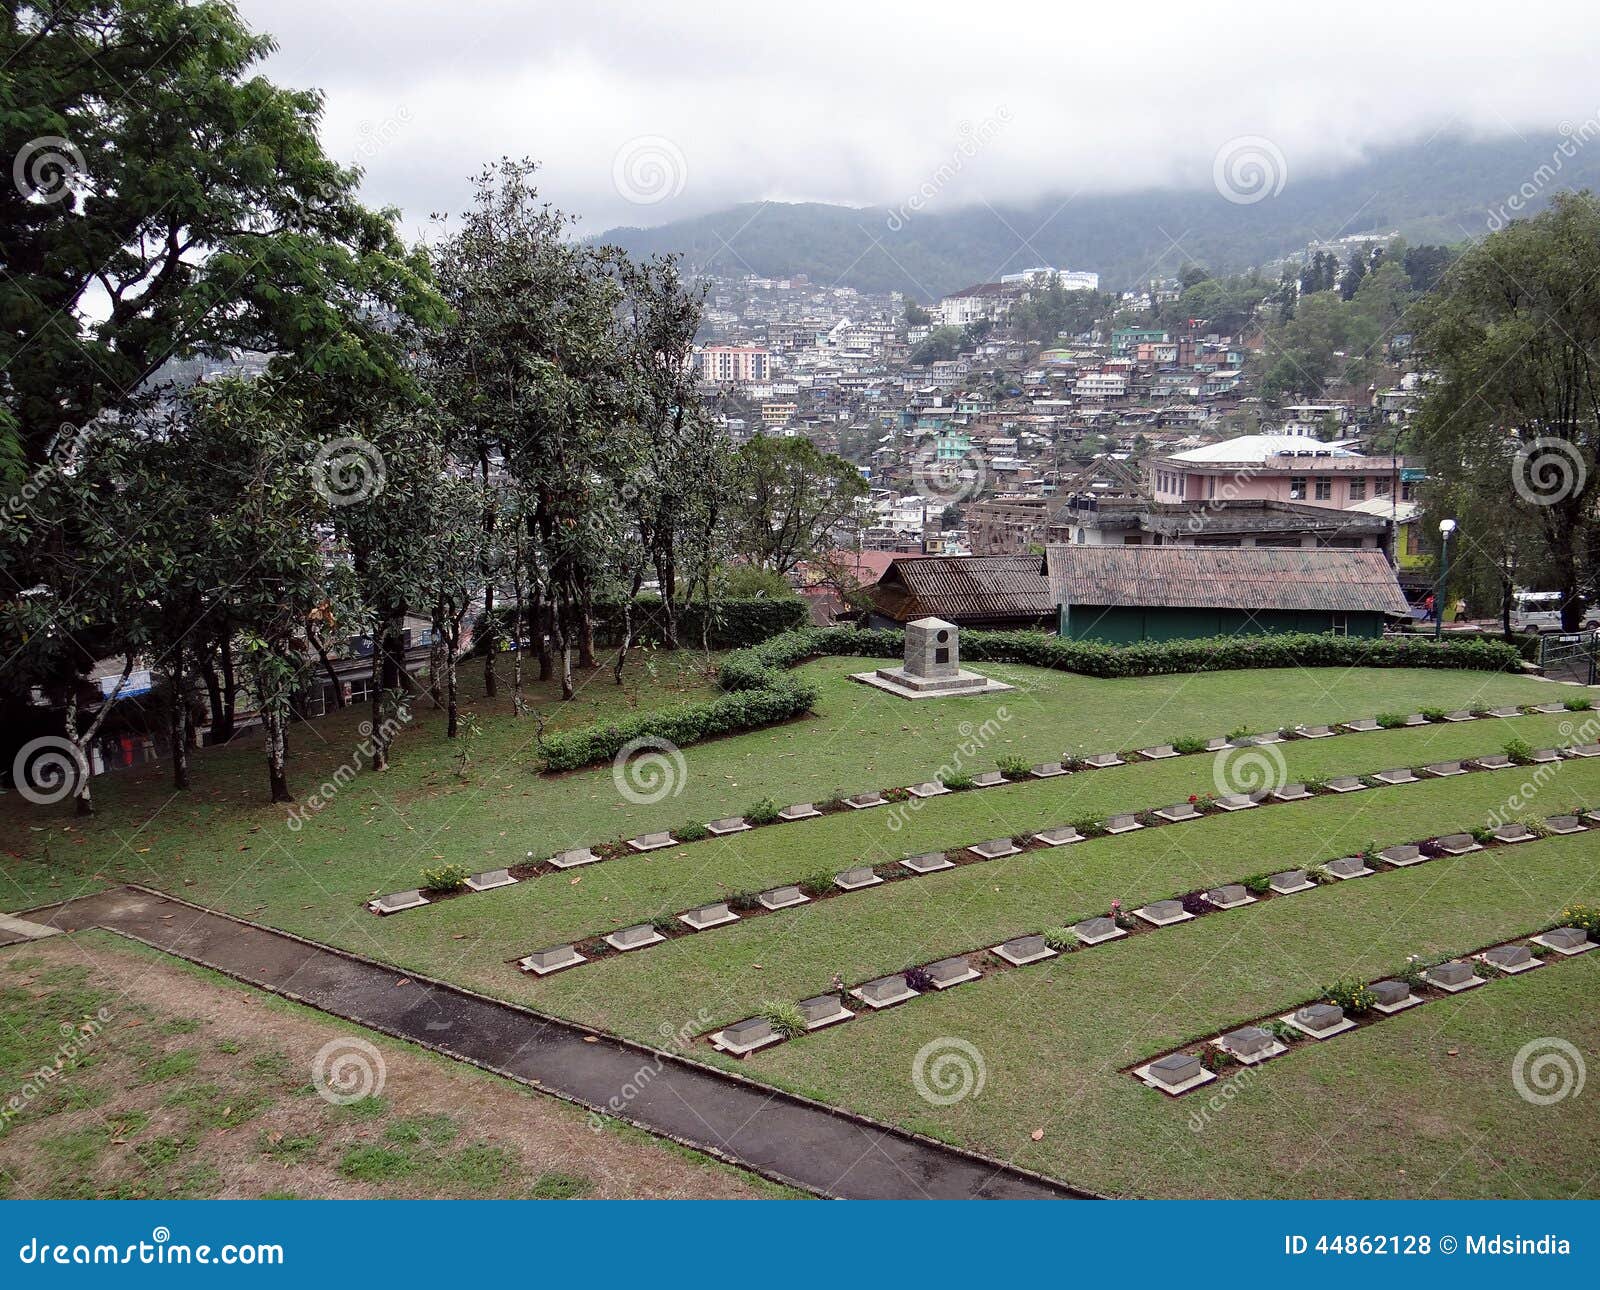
[851,666,1013,700]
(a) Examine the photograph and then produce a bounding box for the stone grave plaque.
[1029,761,1067,778]
[846,792,886,810]
[994,934,1055,966]
[628,832,678,852]
[1373,768,1417,785]
[1326,856,1369,879]
[1221,1026,1273,1058]
[1379,844,1423,866]
[1082,752,1123,769]
[1545,815,1585,835]
[1567,743,1600,758]
[900,851,954,874]
[606,923,665,951]
[1370,980,1411,1007]
[1540,927,1591,952]
[1531,701,1567,714]
[1214,794,1257,811]
[1271,783,1310,801]
[835,866,882,890]
[1148,1052,1202,1089]
[1402,713,1428,726]
[778,802,822,821]
[1155,801,1200,822]
[1487,706,1520,718]
[680,902,738,931]
[907,781,949,798]
[518,944,585,975]
[1033,826,1082,847]
[1295,1002,1345,1033]
[370,890,428,915]
[1425,960,1475,988]
[1343,717,1380,732]
[1424,761,1464,777]
[1528,748,1563,764]
[1270,869,1311,893]
[971,770,1006,789]
[1435,833,1480,854]
[1140,745,1179,760]
[1075,916,1123,944]
[926,956,979,988]
[1204,737,1229,751]
[855,974,913,1007]
[1484,944,1534,970]
[1493,823,1534,844]
[1105,814,1142,834]
[1298,725,1335,738]
[1205,884,1252,908]
[798,995,851,1028]
[707,817,752,836]
[758,885,809,910]
[1444,710,1473,722]
[968,838,1021,859]
[1137,899,1188,926]
[1470,754,1512,769]
[549,847,599,869]
[1326,776,1365,793]
[718,1017,777,1054]
[466,868,516,892]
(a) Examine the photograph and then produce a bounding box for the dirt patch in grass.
[0,934,795,1200]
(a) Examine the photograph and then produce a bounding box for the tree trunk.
[510,555,527,716]
[428,600,446,708]
[369,625,389,772]
[215,633,238,743]
[198,649,224,741]
[552,596,575,700]
[483,582,498,699]
[170,651,190,790]
[264,706,292,802]
[446,638,460,738]
[308,627,345,709]
[614,569,646,684]
[578,580,596,670]
[534,588,554,681]
[655,552,679,649]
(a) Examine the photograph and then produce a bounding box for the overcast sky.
[236,0,1598,240]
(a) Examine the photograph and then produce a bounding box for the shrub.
[1321,977,1378,1014]
[1375,711,1407,729]
[883,786,911,802]
[1041,926,1077,951]
[1242,872,1273,894]
[650,914,679,935]
[745,797,780,826]
[1264,1019,1298,1042]
[1307,865,1337,885]
[673,821,710,843]
[1226,725,1253,742]
[1420,706,1449,722]
[1563,695,1594,712]
[1172,735,1209,755]
[419,863,470,893]
[903,966,935,993]
[726,890,763,913]
[1179,891,1210,916]
[1469,825,1495,845]
[1503,736,1534,764]
[1558,903,1600,936]
[1199,1047,1235,1072]
[1071,814,1108,837]
[758,1001,809,1039]
[940,770,976,791]
[798,870,836,898]
[997,754,1032,778]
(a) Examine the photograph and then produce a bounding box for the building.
[696,345,772,383]
[967,495,1054,555]
[1042,545,1409,643]
[1147,434,1409,510]
[866,555,1054,630]
[1053,496,1391,553]
[936,281,1025,328]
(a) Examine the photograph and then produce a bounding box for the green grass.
[3,650,1592,1199]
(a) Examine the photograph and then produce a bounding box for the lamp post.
[1434,517,1457,639]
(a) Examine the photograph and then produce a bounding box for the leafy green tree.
[731,436,867,573]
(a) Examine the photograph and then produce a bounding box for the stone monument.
[852,617,1012,700]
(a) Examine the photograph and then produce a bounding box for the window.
[1289,475,1307,499]
[1374,477,1392,498]
[1122,535,1144,545]
[1349,476,1367,500]
[1330,614,1349,636]
[1401,480,1416,501]
[1314,477,1332,501]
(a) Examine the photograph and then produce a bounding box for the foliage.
[420,863,471,893]
[1172,735,1209,755]
[729,436,868,573]
[939,771,977,791]
[1376,712,1407,729]
[1564,696,1594,712]
[672,821,710,843]
[758,1002,809,1039]
[1040,927,1077,952]
[745,797,781,826]
[903,966,935,993]
[1503,736,1534,764]
[798,871,836,899]
[996,755,1033,779]
[1321,978,1379,1014]
[1557,904,1600,936]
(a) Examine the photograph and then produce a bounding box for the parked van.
[1509,590,1600,633]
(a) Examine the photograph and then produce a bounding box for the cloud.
[239,0,1600,237]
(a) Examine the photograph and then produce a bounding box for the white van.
[1509,590,1600,633]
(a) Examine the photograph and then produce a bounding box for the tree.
[730,436,867,573]
[910,326,964,364]
[1413,195,1600,629]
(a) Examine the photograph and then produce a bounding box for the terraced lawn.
[3,649,1595,1199]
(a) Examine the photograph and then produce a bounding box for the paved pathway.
[24,886,1084,1200]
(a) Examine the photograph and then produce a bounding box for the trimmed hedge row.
[536,627,1522,771]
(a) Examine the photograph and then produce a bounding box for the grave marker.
[900,851,955,874]
[926,955,981,989]
[797,994,852,1030]
[1326,776,1365,793]
[1325,856,1371,879]
[778,803,822,821]
[1379,844,1424,866]
[1204,884,1254,909]
[628,832,678,853]
[835,866,883,891]
[758,886,810,910]
[1033,826,1082,847]
[680,902,738,931]
[993,934,1056,966]
[1483,944,1538,972]
[1074,916,1125,945]
[1029,761,1067,778]
[1435,833,1481,855]
[714,1017,780,1056]
[1270,869,1314,894]
[606,923,665,951]
[707,817,752,836]
[1105,813,1142,834]
[369,890,428,915]
[465,868,517,892]
[549,847,599,870]
[907,781,949,799]
[518,944,585,976]
[853,974,916,1008]
[1534,927,1593,954]
[968,838,1021,859]
[1373,768,1417,785]
[1424,960,1480,991]
[1136,898,1191,927]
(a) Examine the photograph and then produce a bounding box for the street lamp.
[1434,517,1458,639]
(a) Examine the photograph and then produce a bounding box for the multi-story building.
[695,345,772,383]
[1146,434,1410,511]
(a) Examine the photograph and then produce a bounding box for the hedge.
[536,627,1521,772]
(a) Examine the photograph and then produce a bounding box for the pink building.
[1148,434,1412,511]
[696,345,771,384]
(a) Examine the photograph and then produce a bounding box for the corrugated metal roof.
[871,555,1053,623]
[1042,545,1410,616]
